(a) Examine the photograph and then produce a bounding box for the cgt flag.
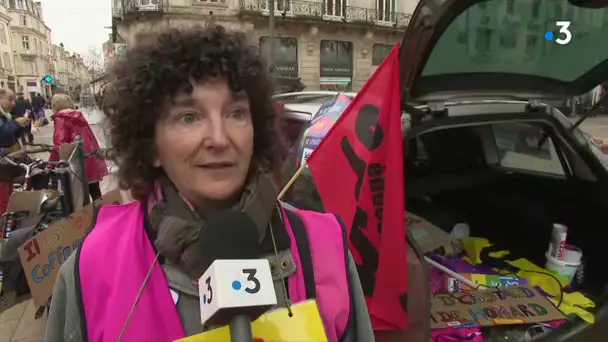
[306,44,407,330]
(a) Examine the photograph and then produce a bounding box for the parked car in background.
[273,91,356,147]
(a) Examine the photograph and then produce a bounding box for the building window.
[320,40,353,91]
[0,25,6,44]
[377,0,396,22]
[259,37,298,78]
[475,28,492,54]
[499,17,519,49]
[26,60,34,74]
[525,35,538,60]
[20,15,26,26]
[137,0,161,9]
[265,0,291,14]
[22,36,29,50]
[531,0,541,18]
[506,0,514,14]
[16,0,24,9]
[325,0,345,17]
[4,52,11,70]
[372,44,393,66]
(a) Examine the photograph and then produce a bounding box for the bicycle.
[0,137,106,316]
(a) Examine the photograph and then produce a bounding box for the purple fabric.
[426,254,497,275]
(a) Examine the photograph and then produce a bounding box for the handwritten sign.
[18,189,123,306]
[430,285,565,329]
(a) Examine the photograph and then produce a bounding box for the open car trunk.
[404,109,608,341]
[396,0,608,340]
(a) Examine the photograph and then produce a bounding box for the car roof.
[276,92,357,122]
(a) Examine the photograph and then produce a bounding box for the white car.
[273,91,356,146]
[273,91,356,122]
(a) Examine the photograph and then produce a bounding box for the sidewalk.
[0,298,46,342]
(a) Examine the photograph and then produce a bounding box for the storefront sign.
[320,40,353,77]
[260,37,298,78]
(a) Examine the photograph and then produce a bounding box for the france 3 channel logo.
[544,21,572,45]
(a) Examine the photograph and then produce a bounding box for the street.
[2,109,608,341]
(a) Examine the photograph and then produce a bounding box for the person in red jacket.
[50,94,108,201]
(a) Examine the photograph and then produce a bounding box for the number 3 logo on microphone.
[202,276,213,305]
[231,268,261,294]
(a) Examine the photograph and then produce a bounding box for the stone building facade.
[7,0,53,97]
[0,0,15,90]
[110,0,416,91]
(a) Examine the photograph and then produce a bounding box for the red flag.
[306,45,407,330]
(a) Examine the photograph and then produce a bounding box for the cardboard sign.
[430,285,565,329]
[175,300,327,342]
[407,211,458,255]
[18,189,123,306]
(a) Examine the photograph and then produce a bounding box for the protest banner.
[430,285,565,329]
[18,189,123,306]
[175,300,327,342]
[305,45,407,330]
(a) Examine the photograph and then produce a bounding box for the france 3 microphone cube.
[198,259,277,326]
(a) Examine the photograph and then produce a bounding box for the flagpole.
[277,161,307,200]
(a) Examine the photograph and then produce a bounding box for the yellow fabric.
[175,300,327,342]
[461,237,595,323]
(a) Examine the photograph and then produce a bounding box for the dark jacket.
[32,95,45,113]
[0,115,22,150]
[11,98,33,118]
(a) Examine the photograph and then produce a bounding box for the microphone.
[196,211,277,342]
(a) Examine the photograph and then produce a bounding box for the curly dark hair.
[103,25,286,200]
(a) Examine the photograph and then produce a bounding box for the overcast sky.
[41,0,111,56]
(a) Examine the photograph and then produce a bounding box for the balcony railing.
[238,0,411,28]
[121,0,163,16]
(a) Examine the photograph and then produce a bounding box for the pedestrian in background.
[32,92,46,118]
[0,88,29,215]
[11,93,34,144]
[49,94,108,201]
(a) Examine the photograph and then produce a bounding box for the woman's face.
[154,78,254,207]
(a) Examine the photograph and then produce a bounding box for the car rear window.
[422,0,608,82]
[277,95,337,105]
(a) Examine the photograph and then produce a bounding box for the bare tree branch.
[84,47,105,79]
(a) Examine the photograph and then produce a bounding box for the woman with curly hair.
[45,26,373,342]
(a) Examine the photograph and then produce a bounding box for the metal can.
[548,223,568,260]
[2,212,15,239]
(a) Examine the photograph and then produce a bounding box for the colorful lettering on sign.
[31,239,82,283]
[22,238,41,262]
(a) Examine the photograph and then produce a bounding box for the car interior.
[404,117,608,339]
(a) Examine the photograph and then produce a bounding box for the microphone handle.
[229,314,253,342]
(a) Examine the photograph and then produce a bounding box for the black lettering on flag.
[355,104,384,151]
[350,206,378,297]
[341,104,385,299]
